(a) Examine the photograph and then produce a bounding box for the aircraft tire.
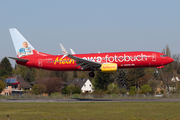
[89,72,95,77]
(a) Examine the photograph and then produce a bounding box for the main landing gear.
[89,71,95,77]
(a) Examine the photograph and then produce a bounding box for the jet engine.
[101,63,118,73]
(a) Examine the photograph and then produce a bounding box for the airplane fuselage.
[16,51,173,71]
[9,28,174,77]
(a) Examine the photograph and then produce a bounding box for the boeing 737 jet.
[9,28,174,77]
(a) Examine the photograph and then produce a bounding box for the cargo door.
[152,53,156,61]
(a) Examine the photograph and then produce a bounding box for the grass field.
[0,102,180,120]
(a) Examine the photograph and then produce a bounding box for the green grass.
[0,102,180,120]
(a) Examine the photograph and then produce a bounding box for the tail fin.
[9,28,35,58]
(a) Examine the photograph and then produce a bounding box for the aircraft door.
[38,59,42,67]
[152,53,156,61]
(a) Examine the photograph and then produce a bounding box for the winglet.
[70,48,75,54]
[59,44,69,56]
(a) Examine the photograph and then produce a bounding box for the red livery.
[9,28,174,77]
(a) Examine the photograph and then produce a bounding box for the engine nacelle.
[157,66,164,69]
[101,63,118,73]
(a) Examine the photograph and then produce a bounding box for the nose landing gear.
[89,71,95,77]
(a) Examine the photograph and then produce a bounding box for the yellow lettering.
[59,58,62,64]
[68,59,71,64]
[62,59,66,64]
[54,57,59,65]
[53,58,75,65]
[65,59,68,64]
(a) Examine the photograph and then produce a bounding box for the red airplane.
[9,28,174,77]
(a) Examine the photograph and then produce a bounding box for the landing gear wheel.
[89,72,95,77]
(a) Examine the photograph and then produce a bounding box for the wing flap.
[76,62,86,67]
[80,64,90,70]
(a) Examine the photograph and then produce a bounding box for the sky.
[0,0,180,67]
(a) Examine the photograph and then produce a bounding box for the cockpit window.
[160,55,167,57]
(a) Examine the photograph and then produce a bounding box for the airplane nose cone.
[168,57,174,63]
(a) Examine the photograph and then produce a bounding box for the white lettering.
[97,57,101,62]
[114,55,118,62]
[83,57,87,60]
[81,53,148,63]
[109,56,114,62]
[105,55,108,62]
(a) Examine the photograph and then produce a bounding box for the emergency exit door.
[38,59,42,67]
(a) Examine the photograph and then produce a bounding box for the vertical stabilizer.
[9,28,35,58]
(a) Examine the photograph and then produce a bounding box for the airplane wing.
[8,57,29,62]
[60,44,101,70]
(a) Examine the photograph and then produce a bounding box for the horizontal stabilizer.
[8,57,29,62]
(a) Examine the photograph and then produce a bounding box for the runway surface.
[1,98,180,102]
